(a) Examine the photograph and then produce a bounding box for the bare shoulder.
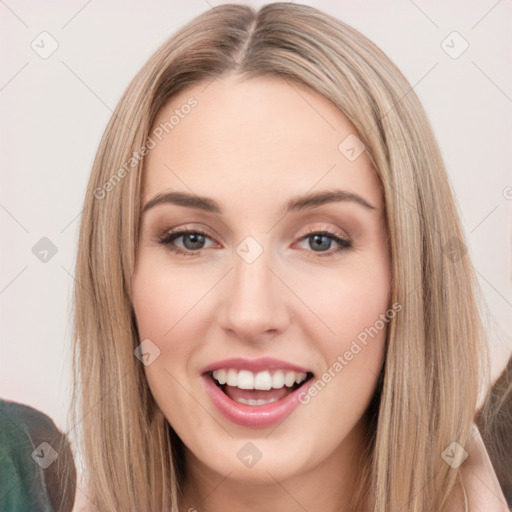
[444,425,509,511]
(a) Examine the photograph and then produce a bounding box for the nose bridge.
[220,240,289,339]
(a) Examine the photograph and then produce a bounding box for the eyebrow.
[142,188,376,215]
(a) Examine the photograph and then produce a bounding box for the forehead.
[143,75,382,213]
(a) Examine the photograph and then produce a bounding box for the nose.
[218,247,290,343]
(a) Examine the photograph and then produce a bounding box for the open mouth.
[208,369,314,406]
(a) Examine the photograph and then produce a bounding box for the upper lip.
[201,357,313,375]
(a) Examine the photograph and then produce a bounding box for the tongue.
[223,384,292,402]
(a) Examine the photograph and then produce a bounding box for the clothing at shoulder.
[0,399,76,512]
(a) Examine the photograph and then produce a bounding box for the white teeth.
[212,368,309,390]
[284,371,296,387]
[226,369,238,387]
[214,368,227,385]
[237,370,254,389]
[254,371,272,390]
[271,370,285,389]
[295,372,307,385]
[233,397,279,406]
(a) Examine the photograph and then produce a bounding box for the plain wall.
[1,0,511,433]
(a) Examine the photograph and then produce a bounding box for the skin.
[444,426,509,511]
[131,74,391,511]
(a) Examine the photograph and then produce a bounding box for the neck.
[179,417,372,512]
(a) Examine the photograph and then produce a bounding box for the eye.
[157,228,216,256]
[295,229,352,256]
[157,227,352,257]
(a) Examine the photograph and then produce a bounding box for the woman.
[71,3,508,511]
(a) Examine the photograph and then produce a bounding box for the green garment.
[0,399,74,512]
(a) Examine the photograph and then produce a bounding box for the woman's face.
[132,75,391,485]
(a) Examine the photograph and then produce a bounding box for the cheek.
[294,258,390,402]
[296,257,390,347]
[131,258,207,345]
[131,272,202,436]
[131,263,200,406]
[296,283,389,440]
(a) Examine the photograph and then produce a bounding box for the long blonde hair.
[71,3,489,510]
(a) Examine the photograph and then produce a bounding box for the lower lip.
[202,374,313,428]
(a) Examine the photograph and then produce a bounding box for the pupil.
[184,233,205,250]
[311,234,330,251]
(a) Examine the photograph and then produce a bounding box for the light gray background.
[1,0,511,432]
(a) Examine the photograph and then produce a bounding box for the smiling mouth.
[209,368,314,406]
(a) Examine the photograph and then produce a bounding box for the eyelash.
[157,227,352,258]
